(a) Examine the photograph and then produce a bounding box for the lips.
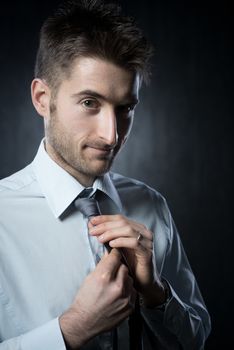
[85,142,114,151]
[88,146,113,155]
[84,144,114,158]
[90,146,111,152]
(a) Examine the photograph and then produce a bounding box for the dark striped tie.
[74,194,142,350]
[75,195,117,350]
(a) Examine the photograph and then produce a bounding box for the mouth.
[85,145,114,158]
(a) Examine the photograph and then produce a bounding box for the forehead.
[59,56,140,102]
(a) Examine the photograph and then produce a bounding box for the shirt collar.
[32,140,122,218]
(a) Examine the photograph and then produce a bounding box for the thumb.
[96,248,122,278]
[101,248,121,259]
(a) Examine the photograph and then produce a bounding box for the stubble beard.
[45,110,116,179]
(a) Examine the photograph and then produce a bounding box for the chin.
[91,166,111,177]
[88,163,113,177]
[90,157,113,172]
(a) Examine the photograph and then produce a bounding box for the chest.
[0,203,97,338]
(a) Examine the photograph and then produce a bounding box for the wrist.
[154,279,171,311]
[139,279,170,309]
[59,307,91,349]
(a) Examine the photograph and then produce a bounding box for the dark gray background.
[0,0,233,348]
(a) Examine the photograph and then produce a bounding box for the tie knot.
[74,196,101,218]
[79,187,95,198]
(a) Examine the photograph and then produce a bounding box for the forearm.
[59,307,94,349]
[141,283,211,350]
[145,197,212,349]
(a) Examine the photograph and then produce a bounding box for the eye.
[82,99,100,109]
[126,104,135,112]
[117,104,136,116]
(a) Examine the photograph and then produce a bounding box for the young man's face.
[44,57,139,186]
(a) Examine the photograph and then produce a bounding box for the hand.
[59,248,136,349]
[89,215,166,307]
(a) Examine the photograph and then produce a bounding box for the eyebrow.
[71,89,139,105]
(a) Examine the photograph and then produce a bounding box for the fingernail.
[89,227,96,234]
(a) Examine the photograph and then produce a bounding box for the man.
[0,0,211,349]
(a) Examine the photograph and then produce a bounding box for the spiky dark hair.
[35,0,153,90]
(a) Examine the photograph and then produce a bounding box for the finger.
[115,267,136,308]
[95,225,135,242]
[87,221,94,230]
[109,237,153,252]
[115,264,133,295]
[92,224,151,244]
[111,303,134,322]
[90,219,153,243]
[123,275,134,297]
[89,220,127,236]
[130,223,153,241]
[98,232,153,251]
[116,263,130,283]
[90,214,124,225]
[96,248,122,279]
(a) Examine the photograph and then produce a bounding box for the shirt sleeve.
[141,198,211,350]
[0,318,66,350]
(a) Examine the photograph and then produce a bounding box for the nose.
[97,108,118,147]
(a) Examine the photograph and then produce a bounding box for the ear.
[31,78,51,118]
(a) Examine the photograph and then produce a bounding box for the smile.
[86,146,114,155]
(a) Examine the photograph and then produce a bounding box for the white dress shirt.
[0,140,211,349]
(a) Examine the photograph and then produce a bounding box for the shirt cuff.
[21,317,66,350]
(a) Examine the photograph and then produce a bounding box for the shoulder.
[0,164,36,195]
[109,171,169,217]
[110,171,165,200]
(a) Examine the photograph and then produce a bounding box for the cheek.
[117,117,134,142]
[54,107,94,137]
